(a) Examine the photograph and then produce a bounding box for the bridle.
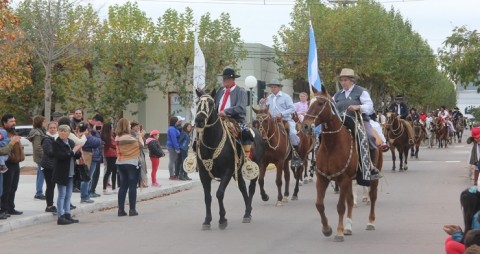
[303,95,343,135]
[255,113,284,150]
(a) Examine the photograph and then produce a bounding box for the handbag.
[74,154,90,182]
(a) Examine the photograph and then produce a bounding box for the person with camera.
[52,124,83,225]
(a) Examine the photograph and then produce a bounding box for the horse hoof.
[262,194,269,202]
[275,201,283,207]
[334,235,345,242]
[323,226,333,237]
[303,179,308,184]
[366,223,375,230]
[309,178,313,182]
[242,216,252,223]
[291,195,298,201]
[219,220,228,230]
[344,229,352,235]
[202,224,211,230]
[282,197,289,203]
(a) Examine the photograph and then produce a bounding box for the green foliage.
[155,8,246,107]
[439,26,480,88]
[273,0,455,111]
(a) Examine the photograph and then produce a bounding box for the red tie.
[219,88,231,111]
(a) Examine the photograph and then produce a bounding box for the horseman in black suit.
[388,95,409,119]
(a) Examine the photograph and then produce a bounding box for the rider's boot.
[291,145,303,168]
[369,149,383,180]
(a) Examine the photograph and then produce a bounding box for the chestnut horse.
[252,106,292,206]
[410,120,425,159]
[194,89,264,230]
[384,112,412,171]
[433,117,449,148]
[291,112,316,200]
[301,88,382,242]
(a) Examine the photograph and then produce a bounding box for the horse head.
[194,88,217,132]
[252,105,272,141]
[301,86,334,136]
[384,111,398,132]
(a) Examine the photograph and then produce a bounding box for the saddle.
[224,118,240,138]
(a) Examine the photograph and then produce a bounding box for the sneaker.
[129,209,138,216]
[152,182,161,187]
[70,204,77,210]
[0,165,8,173]
[118,209,127,217]
[89,192,101,198]
[169,176,176,180]
[34,194,46,200]
[45,206,57,213]
[103,190,114,195]
[57,215,73,225]
[184,176,192,181]
[80,199,94,203]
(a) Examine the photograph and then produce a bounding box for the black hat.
[395,95,404,100]
[221,68,240,79]
[92,114,104,122]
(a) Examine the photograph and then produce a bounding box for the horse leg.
[283,160,290,203]
[415,144,419,159]
[275,163,284,206]
[201,177,213,230]
[410,146,414,158]
[403,148,409,171]
[237,175,253,223]
[367,175,379,230]
[292,165,301,200]
[216,176,232,230]
[390,145,396,171]
[343,178,354,237]
[315,176,332,238]
[352,180,358,208]
[398,148,404,171]
[334,177,352,241]
[258,164,269,202]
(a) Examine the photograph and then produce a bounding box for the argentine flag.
[308,22,322,93]
[191,32,206,124]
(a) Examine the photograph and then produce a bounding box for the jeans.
[117,164,139,211]
[175,150,188,177]
[0,173,3,199]
[90,162,101,194]
[57,177,73,217]
[1,162,20,212]
[167,148,178,177]
[80,161,97,200]
[35,164,45,196]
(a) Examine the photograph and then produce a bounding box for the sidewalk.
[0,152,200,233]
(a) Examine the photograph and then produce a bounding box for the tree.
[439,26,480,91]
[15,0,99,120]
[155,8,246,107]
[273,0,453,110]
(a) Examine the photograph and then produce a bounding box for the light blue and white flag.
[191,32,206,124]
[308,21,322,96]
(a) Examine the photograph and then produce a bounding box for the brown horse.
[410,120,425,159]
[454,116,465,143]
[252,106,292,206]
[433,117,449,148]
[301,88,382,242]
[384,112,412,171]
[291,112,316,200]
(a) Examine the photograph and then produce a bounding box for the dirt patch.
[20,166,37,175]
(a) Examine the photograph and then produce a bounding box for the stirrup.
[291,157,303,168]
[370,170,383,180]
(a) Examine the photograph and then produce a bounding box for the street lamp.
[245,75,257,123]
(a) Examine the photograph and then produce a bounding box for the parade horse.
[194,89,265,230]
[252,106,292,206]
[426,118,436,148]
[410,120,425,159]
[433,117,449,148]
[384,112,412,171]
[291,112,316,200]
[301,87,382,242]
[453,116,465,143]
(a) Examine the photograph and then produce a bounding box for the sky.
[83,0,479,53]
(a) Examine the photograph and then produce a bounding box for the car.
[15,125,33,156]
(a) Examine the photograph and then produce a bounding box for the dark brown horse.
[384,112,412,171]
[433,117,449,148]
[301,88,383,242]
[252,106,292,206]
[410,120,425,159]
[194,89,264,230]
[291,112,316,200]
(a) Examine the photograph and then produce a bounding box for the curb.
[0,180,201,234]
